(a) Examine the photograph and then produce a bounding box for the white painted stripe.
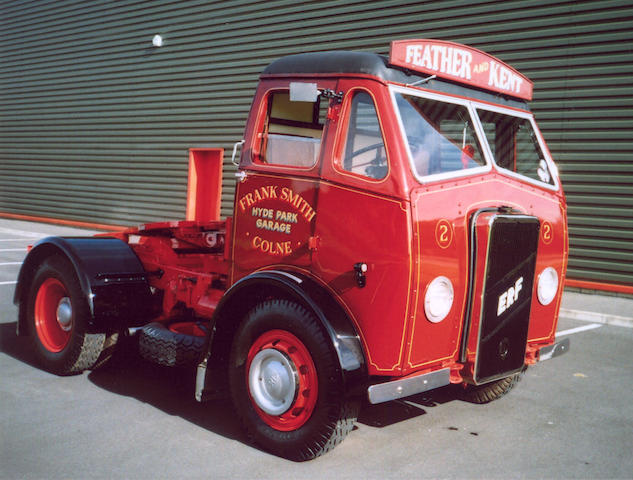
[0,248,26,252]
[0,227,45,238]
[557,323,602,337]
[0,239,32,242]
[0,262,23,266]
[0,281,17,286]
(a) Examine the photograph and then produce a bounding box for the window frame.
[251,88,326,171]
[390,85,492,184]
[473,102,560,191]
[332,87,392,184]
[390,84,560,191]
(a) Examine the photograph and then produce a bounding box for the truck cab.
[233,41,567,383]
[14,39,569,461]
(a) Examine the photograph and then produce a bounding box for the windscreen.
[476,108,555,186]
[395,93,486,178]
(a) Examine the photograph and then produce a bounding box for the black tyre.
[26,255,108,375]
[459,370,525,404]
[229,299,359,461]
[92,331,121,370]
[138,322,206,367]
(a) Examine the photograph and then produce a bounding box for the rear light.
[424,276,454,323]
[537,267,558,306]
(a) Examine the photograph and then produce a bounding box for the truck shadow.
[86,337,245,442]
[90,343,461,434]
[1,322,461,448]
[358,386,458,428]
[0,322,244,444]
[0,322,40,368]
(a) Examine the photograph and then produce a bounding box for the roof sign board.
[389,39,533,101]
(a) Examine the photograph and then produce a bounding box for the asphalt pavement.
[1,218,632,479]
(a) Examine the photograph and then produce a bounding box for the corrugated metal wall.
[1,0,631,286]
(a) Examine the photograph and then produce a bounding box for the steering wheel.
[350,142,385,159]
[348,142,387,179]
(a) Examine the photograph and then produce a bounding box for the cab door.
[231,79,337,282]
[312,79,413,375]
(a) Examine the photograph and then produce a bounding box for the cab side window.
[341,92,388,180]
[257,91,326,168]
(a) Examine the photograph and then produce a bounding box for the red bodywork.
[107,43,568,386]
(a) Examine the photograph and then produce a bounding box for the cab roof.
[262,51,528,110]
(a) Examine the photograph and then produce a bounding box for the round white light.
[152,34,163,47]
[424,276,454,323]
[537,267,559,305]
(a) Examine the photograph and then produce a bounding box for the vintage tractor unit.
[14,39,569,460]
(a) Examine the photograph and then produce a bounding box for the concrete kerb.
[558,308,633,328]
[560,290,633,328]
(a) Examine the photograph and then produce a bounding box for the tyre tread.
[64,332,107,374]
[139,322,206,367]
[460,371,524,404]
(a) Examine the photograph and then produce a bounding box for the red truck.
[14,39,569,461]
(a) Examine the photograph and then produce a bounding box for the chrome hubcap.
[248,348,297,415]
[56,297,72,332]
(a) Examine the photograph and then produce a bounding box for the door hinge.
[320,89,344,102]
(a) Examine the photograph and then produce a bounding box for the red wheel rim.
[246,329,318,431]
[34,278,72,352]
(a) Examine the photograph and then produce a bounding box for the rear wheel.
[26,255,109,375]
[229,299,359,461]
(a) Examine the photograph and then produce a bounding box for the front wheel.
[229,299,359,461]
[459,370,525,404]
[26,255,111,375]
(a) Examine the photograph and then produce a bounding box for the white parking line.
[0,281,18,286]
[0,249,26,252]
[557,323,602,336]
[0,262,23,266]
[0,239,32,242]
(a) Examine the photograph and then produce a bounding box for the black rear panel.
[475,215,540,384]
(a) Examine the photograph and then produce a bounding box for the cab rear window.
[256,91,326,168]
